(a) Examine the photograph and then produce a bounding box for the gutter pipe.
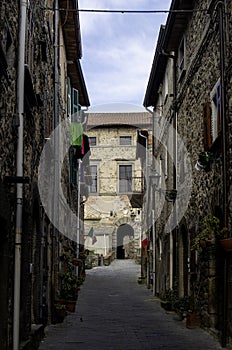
[217,1,228,347]
[13,1,27,349]
[51,0,59,323]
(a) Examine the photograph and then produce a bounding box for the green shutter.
[70,122,83,146]
[72,88,79,121]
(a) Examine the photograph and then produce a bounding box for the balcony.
[119,176,144,208]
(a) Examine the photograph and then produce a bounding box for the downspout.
[138,130,149,285]
[51,0,59,323]
[76,159,81,271]
[217,1,228,347]
[13,1,27,349]
[145,106,158,290]
[172,54,178,292]
[138,131,148,189]
[40,61,48,322]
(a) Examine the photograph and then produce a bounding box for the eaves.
[68,59,90,107]
[143,25,167,108]
[143,0,194,108]
[59,0,82,60]
[163,0,194,52]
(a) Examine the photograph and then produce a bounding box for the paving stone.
[39,260,223,350]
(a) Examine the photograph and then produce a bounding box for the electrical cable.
[41,7,208,14]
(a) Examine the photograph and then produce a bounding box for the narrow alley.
[39,260,222,350]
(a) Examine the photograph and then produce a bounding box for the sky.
[78,0,172,111]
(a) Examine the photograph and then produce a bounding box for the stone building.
[84,111,151,261]
[0,1,89,349]
[143,0,232,347]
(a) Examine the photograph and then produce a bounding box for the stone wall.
[0,0,87,347]
[174,0,231,341]
[85,123,143,258]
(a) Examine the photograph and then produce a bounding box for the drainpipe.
[51,0,59,323]
[138,130,149,285]
[172,53,178,292]
[76,159,81,271]
[217,1,228,347]
[138,131,148,190]
[13,1,27,349]
[145,106,158,289]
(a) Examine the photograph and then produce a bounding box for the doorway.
[116,224,134,259]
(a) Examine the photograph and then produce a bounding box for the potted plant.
[72,257,82,266]
[196,151,213,171]
[61,272,79,312]
[174,294,201,328]
[191,216,220,252]
[160,289,178,311]
[54,302,67,323]
[60,250,72,262]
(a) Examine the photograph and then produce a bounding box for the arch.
[116,224,134,259]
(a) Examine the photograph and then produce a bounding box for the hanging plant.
[191,216,220,252]
[59,250,71,262]
[165,189,177,202]
[196,151,213,171]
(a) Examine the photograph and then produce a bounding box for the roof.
[86,112,152,129]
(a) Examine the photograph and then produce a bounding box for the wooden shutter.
[203,101,212,150]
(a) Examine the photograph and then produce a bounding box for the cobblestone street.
[39,260,223,350]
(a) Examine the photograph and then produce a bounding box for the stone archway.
[116,224,134,259]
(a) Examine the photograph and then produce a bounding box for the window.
[120,136,132,146]
[89,137,97,147]
[210,79,221,143]
[203,79,221,149]
[72,88,80,119]
[89,165,98,193]
[67,83,83,122]
[119,165,132,193]
[178,36,186,78]
[164,70,169,103]
[67,77,71,117]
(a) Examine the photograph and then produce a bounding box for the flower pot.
[220,238,232,252]
[199,239,207,249]
[54,303,67,323]
[160,300,173,311]
[72,258,79,266]
[66,300,76,312]
[186,312,201,329]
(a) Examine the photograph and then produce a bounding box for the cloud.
[79,0,172,106]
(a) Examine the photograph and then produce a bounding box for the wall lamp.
[149,170,161,188]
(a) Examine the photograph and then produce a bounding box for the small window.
[89,165,98,193]
[120,136,132,146]
[89,137,97,146]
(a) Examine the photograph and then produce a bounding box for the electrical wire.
[41,7,208,14]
